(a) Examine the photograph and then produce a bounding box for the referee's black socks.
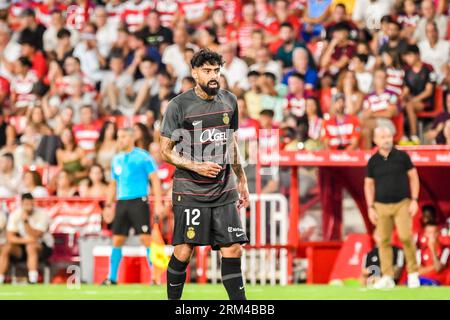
[221,257,246,300]
[167,255,189,300]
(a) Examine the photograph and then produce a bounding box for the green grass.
[1,284,450,300]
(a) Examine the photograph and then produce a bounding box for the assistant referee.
[364,126,420,289]
[102,127,163,285]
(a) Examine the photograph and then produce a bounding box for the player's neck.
[194,85,215,101]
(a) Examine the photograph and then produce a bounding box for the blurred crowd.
[0,0,447,202]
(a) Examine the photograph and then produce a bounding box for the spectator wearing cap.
[418,21,450,85]
[17,34,47,80]
[426,92,450,144]
[413,0,448,43]
[322,93,360,150]
[361,69,399,149]
[0,153,21,198]
[18,8,46,52]
[0,193,53,285]
[0,22,21,80]
[402,44,436,144]
[73,23,106,83]
[10,57,39,114]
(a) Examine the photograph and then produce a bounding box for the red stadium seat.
[417,85,444,119]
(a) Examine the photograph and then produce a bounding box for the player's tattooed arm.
[231,135,247,182]
[160,136,222,178]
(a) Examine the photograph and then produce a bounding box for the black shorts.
[112,197,151,236]
[172,202,249,250]
[11,243,53,263]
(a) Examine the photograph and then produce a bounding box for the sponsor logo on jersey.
[199,128,228,143]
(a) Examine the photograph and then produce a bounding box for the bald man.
[364,127,421,289]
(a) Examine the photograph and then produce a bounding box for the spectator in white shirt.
[0,22,21,80]
[0,193,53,285]
[418,21,450,84]
[249,47,282,83]
[220,44,250,94]
[93,6,118,59]
[413,0,448,43]
[352,0,395,31]
[0,153,22,198]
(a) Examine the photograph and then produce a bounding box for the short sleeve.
[6,212,19,233]
[366,158,374,178]
[230,97,239,131]
[110,158,118,182]
[144,153,158,176]
[160,99,182,140]
[403,152,414,171]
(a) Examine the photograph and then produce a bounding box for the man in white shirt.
[0,153,21,198]
[161,27,197,92]
[352,0,395,30]
[413,0,448,43]
[0,193,53,284]
[418,21,450,84]
[93,6,118,59]
[220,44,250,93]
[0,22,21,80]
[249,47,282,83]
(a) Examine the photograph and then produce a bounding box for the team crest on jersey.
[223,113,229,125]
[187,227,195,239]
[177,195,181,202]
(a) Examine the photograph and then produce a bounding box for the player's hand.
[237,179,250,209]
[194,161,222,178]
[368,207,378,225]
[409,199,419,217]
[103,206,115,224]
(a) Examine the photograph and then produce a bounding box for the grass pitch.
[1,284,450,300]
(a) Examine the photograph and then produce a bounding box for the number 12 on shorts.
[185,208,200,226]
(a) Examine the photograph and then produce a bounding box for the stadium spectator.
[275,22,310,71]
[352,0,394,31]
[398,0,420,39]
[132,56,160,115]
[56,126,88,182]
[220,44,250,94]
[351,54,373,94]
[17,35,47,80]
[381,50,405,97]
[19,170,49,198]
[82,164,108,198]
[141,10,173,54]
[43,10,76,54]
[60,76,96,123]
[249,47,282,82]
[361,69,398,148]
[18,8,46,52]
[361,229,404,287]
[0,193,53,285]
[322,93,360,150]
[100,53,133,115]
[282,47,318,91]
[54,170,78,197]
[0,23,21,80]
[417,222,450,285]
[95,121,118,181]
[336,70,364,115]
[413,0,448,43]
[10,57,39,115]
[93,6,117,59]
[418,21,450,84]
[0,153,21,198]
[378,18,408,57]
[402,44,436,144]
[133,122,152,150]
[52,28,74,66]
[243,71,262,119]
[72,105,101,155]
[301,0,332,42]
[303,97,323,150]
[425,92,450,144]
[231,2,263,58]
[365,127,420,289]
[324,3,357,42]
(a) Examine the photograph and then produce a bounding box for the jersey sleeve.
[402,151,414,171]
[230,95,239,131]
[144,153,158,176]
[366,158,374,178]
[110,158,118,182]
[160,99,182,140]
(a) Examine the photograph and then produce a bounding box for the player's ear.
[191,68,198,82]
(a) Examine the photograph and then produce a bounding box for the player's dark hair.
[190,49,225,69]
[21,193,34,201]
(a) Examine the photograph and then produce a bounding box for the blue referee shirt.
[111,147,158,200]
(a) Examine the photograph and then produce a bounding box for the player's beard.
[200,80,220,96]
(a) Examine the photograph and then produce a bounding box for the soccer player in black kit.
[160,49,250,300]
